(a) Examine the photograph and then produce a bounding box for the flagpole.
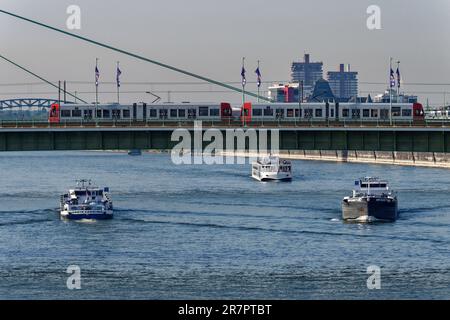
[95,58,99,106]
[397,60,400,98]
[117,61,120,104]
[389,57,392,126]
[257,60,260,103]
[242,57,246,105]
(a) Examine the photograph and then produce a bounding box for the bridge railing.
[1,118,450,129]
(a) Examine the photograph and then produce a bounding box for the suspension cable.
[0,9,272,103]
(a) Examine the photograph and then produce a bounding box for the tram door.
[335,103,339,120]
[325,102,329,120]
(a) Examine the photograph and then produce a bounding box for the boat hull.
[252,172,292,182]
[342,197,398,222]
[60,211,113,220]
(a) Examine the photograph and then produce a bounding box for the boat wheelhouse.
[342,177,398,222]
[251,155,292,181]
[60,179,113,220]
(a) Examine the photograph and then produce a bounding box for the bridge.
[0,98,74,110]
[1,121,450,154]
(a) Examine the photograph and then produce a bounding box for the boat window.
[61,110,71,117]
[199,107,209,117]
[170,109,178,117]
[263,107,273,116]
[210,109,219,116]
[253,109,262,116]
[123,109,131,118]
[178,109,186,117]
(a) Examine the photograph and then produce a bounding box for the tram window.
[351,109,360,119]
[276,109,284,118]
[315,109,322,117]
[199,107,209,117]
[263,107,273,116]
[149,109,157,118]
[402,109,412,117]
[392,107,401,116]
[371,109,378,117]
[295,109,300,117]
[72,109,81,117]
[210,109,219,116]
[170,109,177,117]
[342,109,349,117]
[252,109,262,116]
[103,110,110,118]
[304,109,313,118]
[97,110,102,118]
[287,109,294,117]
[363,109,370,117]
[330,109,334,118]
[61,110,71,117]
[123,109,131,118]
[112,110,120,119]
[178,109,186,117]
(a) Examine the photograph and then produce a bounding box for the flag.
[95,66,100,87]
[241,66,246,87]
[116,66,122,88]
[390,68,395,88]
[396,67,401,88]
[255,67,262,88]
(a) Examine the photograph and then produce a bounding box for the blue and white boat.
[60,179,113,220]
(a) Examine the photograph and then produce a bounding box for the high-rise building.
[291,54,323,92]
[327,64,358,100]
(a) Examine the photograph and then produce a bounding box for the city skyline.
[1,0,449,105]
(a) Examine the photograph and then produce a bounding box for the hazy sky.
[1,0,449,104]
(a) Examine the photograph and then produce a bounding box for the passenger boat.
[251,155,292,181]
[342,177,398,222]
[60,179,113,220]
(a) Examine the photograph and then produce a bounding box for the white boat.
[251,155,292,181]
[60,179,113,220]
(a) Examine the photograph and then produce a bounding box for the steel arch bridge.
[0,98,74,110]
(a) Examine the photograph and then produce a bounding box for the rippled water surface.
[0,151,449,299]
